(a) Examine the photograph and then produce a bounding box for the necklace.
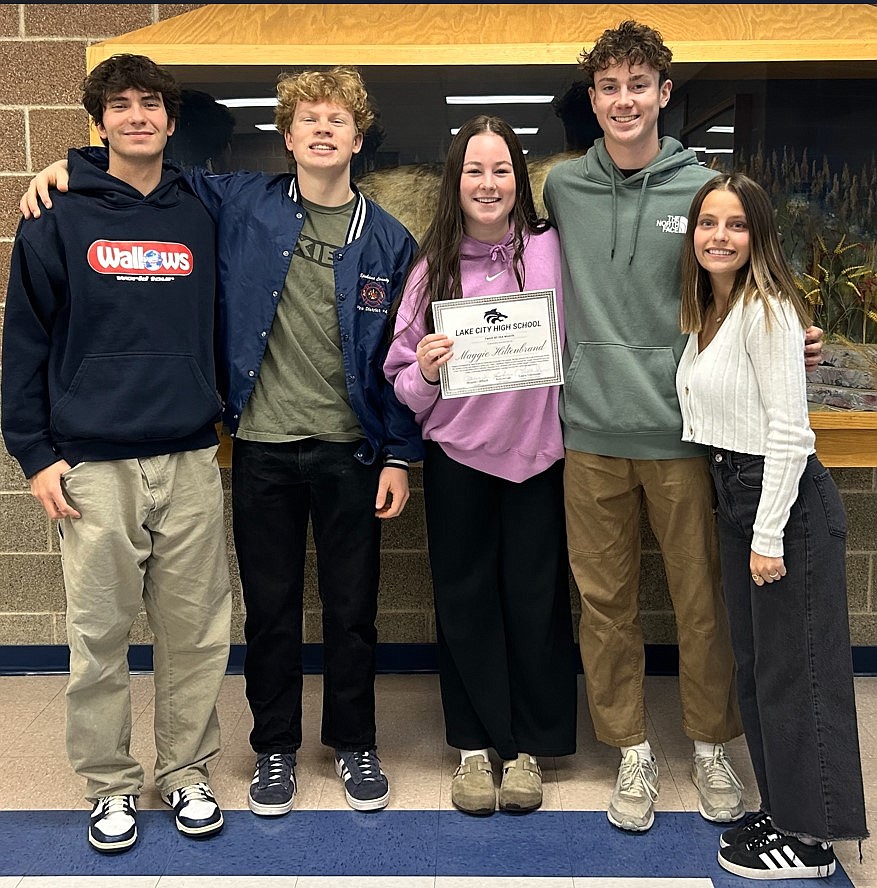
[711,303,728,324]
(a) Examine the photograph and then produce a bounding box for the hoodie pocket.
[563,342,681,435]
[51,353,221,442]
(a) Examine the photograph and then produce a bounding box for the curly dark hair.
[578,20,673,84]
[82,54,181,129]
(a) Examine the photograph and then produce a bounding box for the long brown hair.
[680,172,810,333]
[392,115,549,336]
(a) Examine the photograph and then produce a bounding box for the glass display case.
[88,4,877,461]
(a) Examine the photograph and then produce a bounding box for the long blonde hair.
[680,173,810,333]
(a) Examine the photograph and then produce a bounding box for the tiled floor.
[0,672,873,886]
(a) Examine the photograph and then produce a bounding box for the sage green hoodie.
[544,136,718,459]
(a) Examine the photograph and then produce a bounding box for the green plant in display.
[796,236,877,343]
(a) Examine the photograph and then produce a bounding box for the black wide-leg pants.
[423,441,577,761]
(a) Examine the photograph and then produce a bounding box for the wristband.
[420,369,440,386]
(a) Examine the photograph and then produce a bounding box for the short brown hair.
[274,66,374,136]
[578,20,673,84]
[82,54,181,129]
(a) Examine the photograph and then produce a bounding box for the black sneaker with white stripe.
[718,830,836,880]
[88,795,137,853]
[721,809,773,848]
[334,748,390,811]
[249,752,297,816]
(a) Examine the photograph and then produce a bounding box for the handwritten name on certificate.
[431,289,563,399]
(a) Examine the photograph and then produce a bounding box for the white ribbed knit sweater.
[676,295,815,557]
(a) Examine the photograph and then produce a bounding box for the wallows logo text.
[87,240,193,275]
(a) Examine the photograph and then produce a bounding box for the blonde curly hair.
[274,66,374,136]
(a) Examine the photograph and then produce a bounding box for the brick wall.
[0,4,874,652]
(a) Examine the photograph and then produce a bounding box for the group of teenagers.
[1,16,868,882]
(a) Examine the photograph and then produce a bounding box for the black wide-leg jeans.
[709,448,868,842]
[232,438,382,755]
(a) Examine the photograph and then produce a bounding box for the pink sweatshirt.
[384,227,564,482]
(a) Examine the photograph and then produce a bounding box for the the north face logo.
[656,215,688,234]
[87,240,193,275]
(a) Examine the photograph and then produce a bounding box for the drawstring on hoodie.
[459,230,517,289]
[628,172,650,264]
[607,167,652,265]
[609,175,618,260]
[489,242,511,264]
[586,137,700,266]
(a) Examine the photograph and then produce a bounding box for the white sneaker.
[607,749,659,831]
[692,744,745,823]
[88,795,137,853]
[163,782,224,837]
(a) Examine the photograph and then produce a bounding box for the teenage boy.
[2,54,231,852]
[202,67,421,816]
[20,65,423,815]
[543,21,823,833]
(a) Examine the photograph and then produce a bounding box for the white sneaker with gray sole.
[607,749,659,832]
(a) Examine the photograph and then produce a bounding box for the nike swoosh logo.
[486,271,505,282]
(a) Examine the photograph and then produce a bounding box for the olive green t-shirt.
[236,196,363,443]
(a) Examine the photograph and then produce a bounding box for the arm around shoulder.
[21,159,71,219]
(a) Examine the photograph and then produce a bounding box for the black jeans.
[709,448,868,842]
[232,438,382,754]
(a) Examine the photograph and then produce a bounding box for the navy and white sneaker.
[88,794,137,853]
[163,782,224,837]
[334,748,390,811]
[719,830,836,880]
[249,752,297,816]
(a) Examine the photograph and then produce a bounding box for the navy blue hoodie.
[1,148,221,479]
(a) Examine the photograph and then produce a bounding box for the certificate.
[431,289,563,399]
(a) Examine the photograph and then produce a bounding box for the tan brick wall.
[0,4,874,656]
[29,109,89,171]
[0,6,21,37]
[0,110,26,170]
[23,5,153,36]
